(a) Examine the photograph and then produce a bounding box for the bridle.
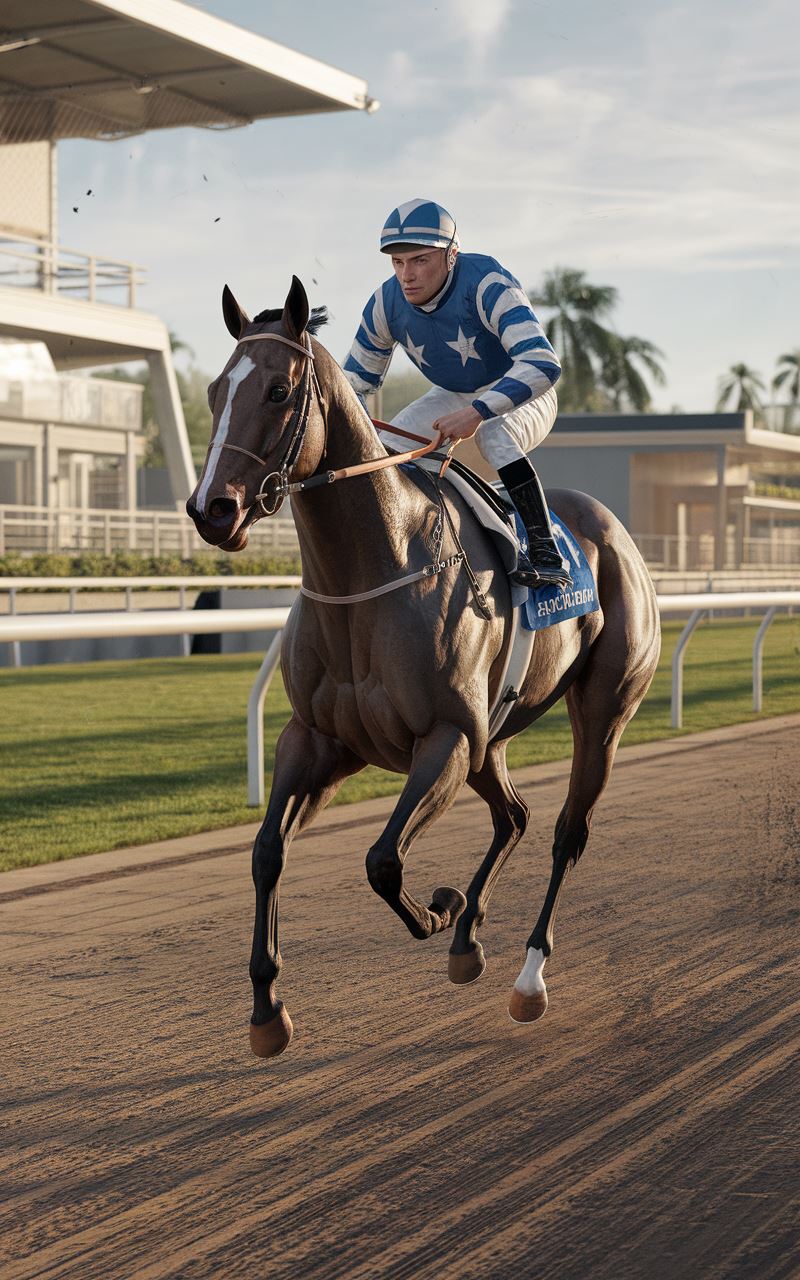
[205,328,490,616]
[206,330,455,518]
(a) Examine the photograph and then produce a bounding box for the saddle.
[408,452,600,738]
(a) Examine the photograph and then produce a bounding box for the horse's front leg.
[448,741,530,984]
[365,721,472,940]
[249,716,363,1058]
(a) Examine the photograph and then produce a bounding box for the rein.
[208,331,456,517]
[207,329,489,616]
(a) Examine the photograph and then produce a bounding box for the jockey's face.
[390,246,450,304]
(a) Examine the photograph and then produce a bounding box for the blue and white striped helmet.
[380,198,459,254]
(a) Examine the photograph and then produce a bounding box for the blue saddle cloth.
[513,511,600,632]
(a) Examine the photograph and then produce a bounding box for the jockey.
[342,197,571,589]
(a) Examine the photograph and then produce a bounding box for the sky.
[57,0,800,412]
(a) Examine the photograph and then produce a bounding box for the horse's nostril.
[208,497,240,524]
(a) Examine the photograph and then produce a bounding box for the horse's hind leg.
[249,716,363,1058]
[509,659,652,1023]
[448,741,529,984]
[365,722,472,940]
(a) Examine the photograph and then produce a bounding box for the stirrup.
[511,549,573,591]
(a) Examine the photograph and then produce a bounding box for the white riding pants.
[382,382,558,469]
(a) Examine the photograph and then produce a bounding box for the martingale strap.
[300,554,464,605]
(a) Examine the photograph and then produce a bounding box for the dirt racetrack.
[1,716,799,1280]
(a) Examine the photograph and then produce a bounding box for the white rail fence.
[1,575,301,667]
[0,591,797,808]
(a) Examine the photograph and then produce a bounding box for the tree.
[602,335,667,412]
[715,363,766,414]
[529,267,664,411]
[772,350,800,432]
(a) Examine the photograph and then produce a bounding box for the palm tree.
[169,330,195,361]
[772,350,800,432]
[529,268,619,410]
[602,335,667,412]
[715,363,766,414]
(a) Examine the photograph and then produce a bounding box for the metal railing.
[0,372,143,430]
[0,504,301,557]
[1,573,302,667]
[0,589,797,807]
[633,532,800,571]
[658,591,800,729]
[0,232,145,307]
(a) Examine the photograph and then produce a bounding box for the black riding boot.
[498,459,573,590]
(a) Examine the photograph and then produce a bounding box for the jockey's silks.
[343,253,561,421]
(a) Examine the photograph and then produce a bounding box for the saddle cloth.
[411,456,600,738]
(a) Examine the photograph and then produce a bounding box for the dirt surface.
[1,719,799,1280]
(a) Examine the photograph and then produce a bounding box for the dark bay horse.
[187,277,661,1058]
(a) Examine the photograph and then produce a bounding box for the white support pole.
[671,609,705,729]
[179,585,190,658]
[9,587,20,669]
[753,607,778,713]
[247,632,284,808]
[146,347,197,511]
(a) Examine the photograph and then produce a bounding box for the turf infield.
[1,616,797,871]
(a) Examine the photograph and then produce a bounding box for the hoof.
[448,942,486,985]
[249,1003,293,1058]
[508,987,548,1024]
[429,886,467,931]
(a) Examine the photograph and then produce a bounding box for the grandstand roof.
[0,0,377,141]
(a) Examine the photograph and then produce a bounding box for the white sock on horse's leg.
[514,946,546,996]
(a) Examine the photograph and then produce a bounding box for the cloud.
[439,0,512,50]
[56,0,800,413]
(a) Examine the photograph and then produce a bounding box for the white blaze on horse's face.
[196,353,256,514]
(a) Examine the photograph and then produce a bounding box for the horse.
[187,276,661,1058]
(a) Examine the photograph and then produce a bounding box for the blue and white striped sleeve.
[342,286,396,396]
[472,272,561,420]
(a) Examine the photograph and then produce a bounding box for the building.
[458,410,800,573]
[0,0,375,556]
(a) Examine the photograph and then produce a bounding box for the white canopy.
[0,0,377,141]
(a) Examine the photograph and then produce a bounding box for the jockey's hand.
[431,407,483,443]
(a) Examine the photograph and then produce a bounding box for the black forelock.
[250,305,329,335]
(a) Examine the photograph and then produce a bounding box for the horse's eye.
[268,384,290,403]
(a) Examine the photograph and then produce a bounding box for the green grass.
[1,617,798,872]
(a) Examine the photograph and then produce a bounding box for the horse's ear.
[283,275,309,341]
[222,284,250,339]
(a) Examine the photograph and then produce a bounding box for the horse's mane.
[251,305,329,336]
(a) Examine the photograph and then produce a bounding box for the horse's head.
[187,276,327,551]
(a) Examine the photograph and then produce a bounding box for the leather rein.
[209,331,456,518]
[208,331,490,616]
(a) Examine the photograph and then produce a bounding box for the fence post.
[753,607,778,712]
[671,609,705,730]
[9,587,21,668]
[247,632,284,807]
[179,585,190,657]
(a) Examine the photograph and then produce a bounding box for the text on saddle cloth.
[512,511,600,632]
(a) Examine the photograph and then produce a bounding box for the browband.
[238,333,315,359]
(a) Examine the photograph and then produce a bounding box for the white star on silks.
[403,333,428,367]
[446,326,481,366]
